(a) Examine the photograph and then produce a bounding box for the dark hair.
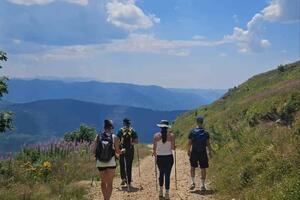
[161,127,168,143]
[123,118,131,125]
[104,119,113,130]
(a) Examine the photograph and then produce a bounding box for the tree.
[0,51,13,133]
[64,124,96,143]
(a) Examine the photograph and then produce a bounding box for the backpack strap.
[112,134,115,150]
[121,127,133,136]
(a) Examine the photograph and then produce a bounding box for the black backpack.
[120,128,134,149]
[95,132,115,162]
[191,128,209,152]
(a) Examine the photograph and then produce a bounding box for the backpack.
[191,128,209,152]
[120,128,134,149]
[95,132,115,162]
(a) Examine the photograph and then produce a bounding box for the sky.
[0,0,299,89]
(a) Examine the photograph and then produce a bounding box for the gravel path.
[88,150,216,200]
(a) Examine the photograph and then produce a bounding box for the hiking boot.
[200,185,206,191]
[189,183,195,190]
[120,179,126,186]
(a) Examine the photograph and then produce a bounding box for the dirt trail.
[88,150,216,200]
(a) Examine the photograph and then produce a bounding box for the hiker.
[187,116,212,191]
[117,118,138,187]
[94,119,121,200]
[153,120,175,200]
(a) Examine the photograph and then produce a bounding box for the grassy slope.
[173,61,300,199]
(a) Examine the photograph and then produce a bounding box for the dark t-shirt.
[117,127,138,150]
[188,127,209,153]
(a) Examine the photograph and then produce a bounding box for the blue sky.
[0,0,299,89]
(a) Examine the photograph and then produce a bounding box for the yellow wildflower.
[43,161,52,170]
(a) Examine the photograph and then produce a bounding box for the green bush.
[64,124,96,143]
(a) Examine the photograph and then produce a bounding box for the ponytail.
[161,127,168,143]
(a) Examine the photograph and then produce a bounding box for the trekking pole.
[91,176,94,187]
[123,155,130,192]
[136,144,142,189]
[154,155,158,192]
[174,144,178,190]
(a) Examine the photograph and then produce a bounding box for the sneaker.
[200,185,206,191]
[159,189,163,198]
[165,192,170,200]
[120,180,126,186]
[189,183,195,190]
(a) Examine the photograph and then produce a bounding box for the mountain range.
[0,79,225,153]
[3,79,226,111]
[0,99,184,153]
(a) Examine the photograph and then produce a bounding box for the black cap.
[196,116,204,123]
[123,118,131,124]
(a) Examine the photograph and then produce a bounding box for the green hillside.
[173,61,300,199]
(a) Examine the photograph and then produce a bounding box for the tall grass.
[0,140,97,200]
[173,62,300,199]
[0,140,151,200]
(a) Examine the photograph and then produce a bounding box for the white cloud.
[224,14,271,53]
[6,0,88,6]
[260,39,271,48]
[106,0,160,31]
[13,33,227,60]
[192,35,206,40]
[103,33,225,56]
[225,0,299,53]
[262,0,300,22]
[7,0,55,5]
[63,0,88,5]
[12,39,22,44]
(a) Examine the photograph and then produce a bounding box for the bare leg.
[100,171,108,199]
[200,168,206,180]
[106,168,116,199]
[190,167,195,178]
[200,168,206,188]
[189,167,196,189]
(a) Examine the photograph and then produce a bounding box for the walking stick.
[124,155,130,192]
[136,145,142,189]
[154,155,158,192]
[174,143,178,190]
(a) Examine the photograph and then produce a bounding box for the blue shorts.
[190,151,209,169]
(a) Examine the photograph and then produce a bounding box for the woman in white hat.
[153,120,175,200]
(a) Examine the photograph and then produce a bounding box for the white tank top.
[156,139,172,156]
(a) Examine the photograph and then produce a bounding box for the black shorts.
[190,151,209,169]
[97,166,116,172]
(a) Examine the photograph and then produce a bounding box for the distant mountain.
[168,88,226,103]
[3,79,225,111]
[0,99,184,153]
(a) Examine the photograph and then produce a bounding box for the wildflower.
[43,161,52,170]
